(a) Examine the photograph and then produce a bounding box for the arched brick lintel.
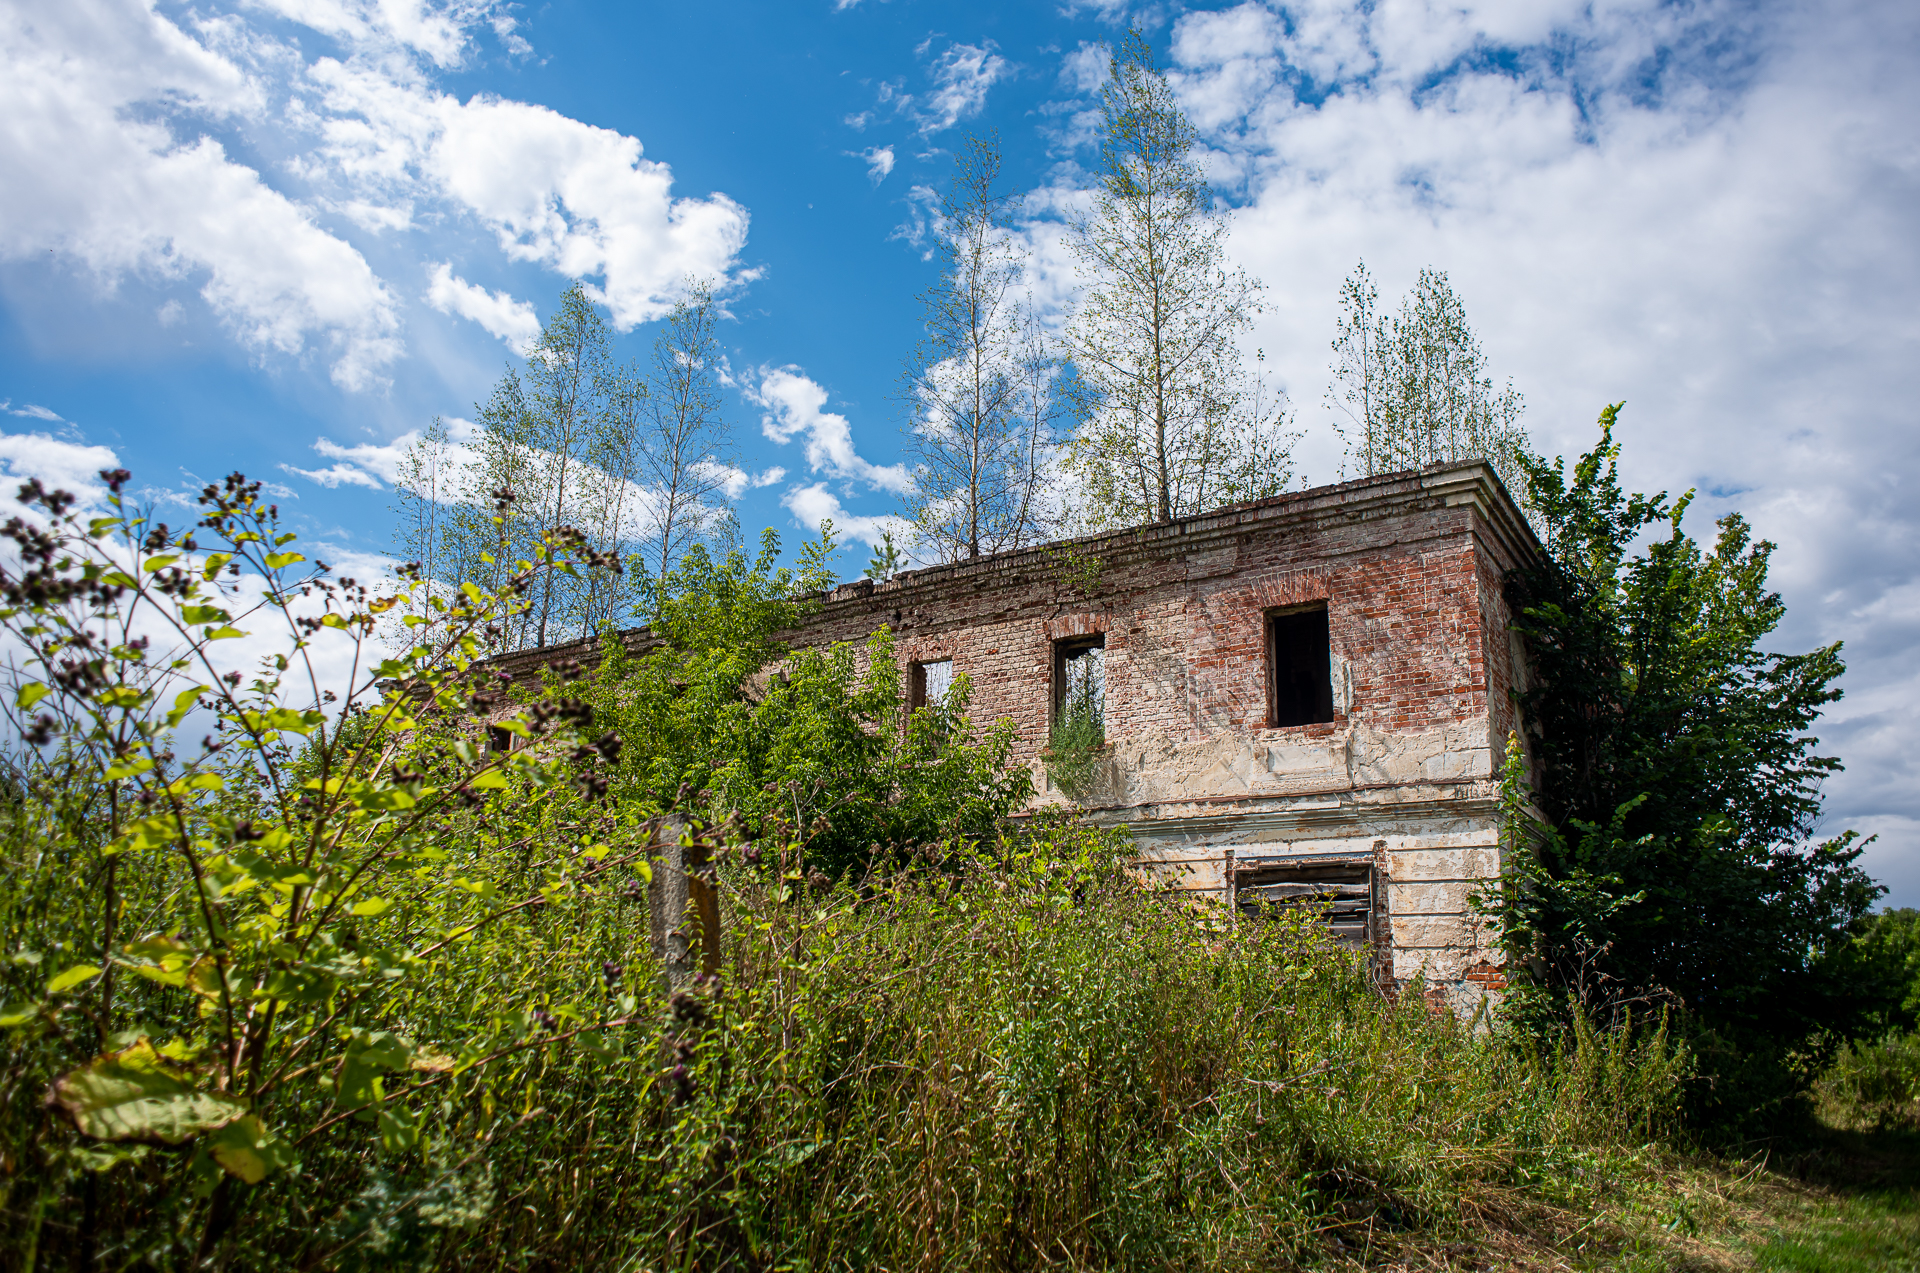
[1043,613,1110,642]
[1242,569,1333,612]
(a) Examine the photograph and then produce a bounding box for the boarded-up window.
[1267,605,1335,727]
[1235,856,1374,946]
[910,659,954,710]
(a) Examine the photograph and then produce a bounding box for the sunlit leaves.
[207,1115,294,1183]
[50,1041,248,1145]
[46,964,101,995]
[0,471,709,1256]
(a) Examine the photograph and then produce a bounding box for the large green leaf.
[51,1041,247,1144]
[207,1114,295,1183]
[46,963,101,995]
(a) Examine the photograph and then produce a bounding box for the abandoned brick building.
[499,460,1538,1013]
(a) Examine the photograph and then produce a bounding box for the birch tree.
[901,135,1057,562]
[394,283,742,650]
[1064,29,1293,529]
[635,280,737,587]
[393,285,640,652]
[392,415,458,607]
[391,416,483,646]
[1326,261,1528,498]
[471,284,644,649]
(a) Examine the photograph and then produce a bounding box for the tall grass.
[3,798,1691,1270]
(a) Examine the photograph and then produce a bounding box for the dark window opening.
[1235,857,1374,946]
[909,659,954,711]
[1053,637,1105,727]
[1267,605,1335,727]
[486,724,513,755]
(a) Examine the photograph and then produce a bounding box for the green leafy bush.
[1817,1032,1920,1131]
[0,470,647,1265]
[1499,408,1876,1126]
[571,530,1033,880]
[1045,698,1105,802]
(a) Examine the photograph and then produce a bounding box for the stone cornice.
[487,460,1541,684]
[1095,782,1501,842]
[806,460,1539,636]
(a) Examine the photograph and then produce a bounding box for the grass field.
[1342,1125,1920,1272]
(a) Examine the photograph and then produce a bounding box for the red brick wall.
[492,465,1542,772]
[786,468,1538,766]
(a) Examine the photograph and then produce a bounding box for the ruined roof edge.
[836,458,1541,605]
[489,460,1541,680]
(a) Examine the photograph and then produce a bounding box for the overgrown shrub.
[574,531,1033,881]
[5,791,1691,1268]
[1498,410,1876,1127]
[0,470,646,1266]
[1044,698,1105,802]
[1816,1032,1920,1131]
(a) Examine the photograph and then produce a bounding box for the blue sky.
[2,0,1917,902]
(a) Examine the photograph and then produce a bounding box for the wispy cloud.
[1,400,62,422]
[918,41,1009,133]
[858,145,896,184]
[850,40,1009,138]
[281,420,483,492]
[424,263,540,348]
[748,367,910,495]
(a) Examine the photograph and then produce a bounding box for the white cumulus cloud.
[424,263,540,348]
[0,430,122,505]
[305,61,753,329]
[781,483,911,556]
[0,1,752,387]
[0,0,404,390]
[1132,0,1920,901]
[748,368,911,495]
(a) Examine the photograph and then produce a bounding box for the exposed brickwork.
[1462,961,1510,992]
[770,465,1537,766]
[500,466,1535,753]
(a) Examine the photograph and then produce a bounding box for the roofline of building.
[490,459,1541,681]
[849,457,1540,603]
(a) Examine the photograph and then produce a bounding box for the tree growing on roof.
[900,133,1061,562]
[633,278,740,588]
[1064,29,1294,529]
[1326,260,1529,499]
[395,282,741,651]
